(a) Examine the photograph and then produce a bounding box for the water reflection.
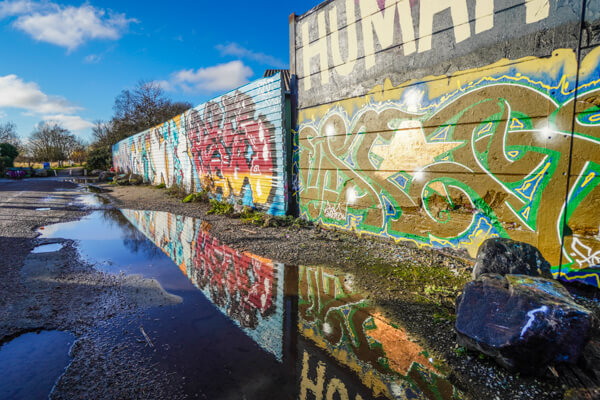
[122,209,285,360]
[121,209,462,400]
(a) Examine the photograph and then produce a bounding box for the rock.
[472,238,552,279]
[455,274,592,374]
[115,174,129,185]
[90,169,103,176]
[128,174,143,185]
[263,215,276,227]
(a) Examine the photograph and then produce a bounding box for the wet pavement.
[36,201,462,399]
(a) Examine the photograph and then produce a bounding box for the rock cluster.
[455,238,593,374]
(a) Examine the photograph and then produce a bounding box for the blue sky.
[0,0,320,141]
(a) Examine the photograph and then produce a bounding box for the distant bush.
[86,146,111,171]
[0,143,18,174]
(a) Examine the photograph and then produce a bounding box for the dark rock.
[115,174,129,185]
[128,174,143,185]
[472,238,552,279]
[455,274,592,374]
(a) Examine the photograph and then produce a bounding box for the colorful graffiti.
[120,209,286,360]
[113,73,288,216]
[296,48,600,286]
[298,266,461,399]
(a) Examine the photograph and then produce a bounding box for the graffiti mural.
[296,47,600,286]
[121,209,286,360]
[298,266,462,399]
[113,73,288,216]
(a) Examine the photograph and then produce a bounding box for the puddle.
[32,243,64,253]
[37,206,462,399]
[35,208,51,211]
[74,193,105,209]
[0,330,75,400]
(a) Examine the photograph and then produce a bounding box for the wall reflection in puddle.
[122,209,285,361]
[122,209,461,399]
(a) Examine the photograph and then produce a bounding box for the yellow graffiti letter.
[300,351,326,400]
[302,12,330,90]
[418,0,471,53]
[475,0,494,34]
[330,0,358,76]
[326,378,350,400]
[525,0,550,24]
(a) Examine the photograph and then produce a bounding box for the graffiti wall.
[292,0,600,286]
[121,209,286,360]
[113,73,289,216]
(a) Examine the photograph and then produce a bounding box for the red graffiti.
[192,230,276,325]
[187,92,275,191]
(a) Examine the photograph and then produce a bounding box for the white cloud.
[1,1,137,51]
[0,110,6,119]
[42,114,94,131]
[0,0,45,18]
[84,54,102,64]
[0,74,79,114]
[165,61,253,93]
[0,74,93,132]
[216,43,287,69]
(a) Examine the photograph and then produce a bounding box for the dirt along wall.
[291,0,600,286]
[113,73,289,216]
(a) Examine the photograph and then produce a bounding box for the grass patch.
[239,208,311,228]
[207,199,234,215]
[155,183,166,189]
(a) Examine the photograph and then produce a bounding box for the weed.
[454,347,467,357]
[207,199,234,215]
[166,183,187,199]
[240,208,265,225]
[182,190,209,204]
[155,183,166,189]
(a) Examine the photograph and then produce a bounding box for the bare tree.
[110,81,191,143]
[0,121,21,147]
[86,81,191,170]
[29,122,79,166]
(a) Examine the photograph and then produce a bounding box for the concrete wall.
[113,73,289,216]
[292,0,600,286]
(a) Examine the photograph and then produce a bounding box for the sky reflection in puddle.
[0,330,74,400]
[40,206,462,400]
[32,243,64,253]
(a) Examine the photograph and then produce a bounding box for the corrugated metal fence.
[113,72,288,216]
